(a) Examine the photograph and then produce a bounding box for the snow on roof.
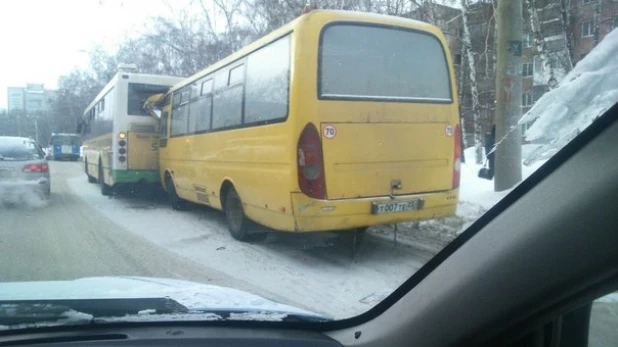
[521,28,618,150]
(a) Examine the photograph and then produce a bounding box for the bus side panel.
[127,132,159,171]
[165,136,195,199]
[162,31,300,232]
[84,133,112,182]
[159,105,173,189]
[166,121,296,231]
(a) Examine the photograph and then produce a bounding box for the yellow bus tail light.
[297,123,326,199]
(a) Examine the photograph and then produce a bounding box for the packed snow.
[66,176,431,319]
[522,28,618,163]
[0,277,323,318]
[596,293,618,304]
[60,143,548,319]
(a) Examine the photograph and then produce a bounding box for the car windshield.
[0,0,616,334]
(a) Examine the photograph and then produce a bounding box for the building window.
[454,54,462,65]
[580,0,593,4]
[523,33,534,48]
[582,20,594,38]
[522,63,534,77]
[522,92,534,107]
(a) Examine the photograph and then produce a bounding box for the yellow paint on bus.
[156,10,461,240]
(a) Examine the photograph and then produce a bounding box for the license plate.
[371,199,424,215]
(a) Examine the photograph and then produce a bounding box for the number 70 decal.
[323,125,337,139]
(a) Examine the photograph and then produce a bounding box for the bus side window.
[212,64,244,130]
[188,78,213,135]
[160,111,169,138]
[171,88,190,136]
[160,111,169,148]
[244,35,290,125]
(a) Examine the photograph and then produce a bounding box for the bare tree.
[460,0,483,164]
[559,0,575,69]
[593,0,603,45]
[526,0,557,89]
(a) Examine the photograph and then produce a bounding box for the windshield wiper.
[0,298,187,326]
[0,298,330,328]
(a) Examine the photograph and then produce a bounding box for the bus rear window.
[319,24,452,103]
[128,83,171,116]
[0,143,42,161]
[52,136,80,146]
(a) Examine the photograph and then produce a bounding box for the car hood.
[0,277,328,322]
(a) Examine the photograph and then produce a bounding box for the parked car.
[0,136,51,203]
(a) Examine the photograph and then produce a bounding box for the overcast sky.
[0,0,172,108]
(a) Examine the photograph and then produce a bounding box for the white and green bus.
[80,65,184,195]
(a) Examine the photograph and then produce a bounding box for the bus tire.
[99,163,113,196]
[166,176,187,211]
[86,161,97,183]
[224,187,256,242]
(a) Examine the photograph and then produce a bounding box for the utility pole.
[494,0,523,191]
[17,114,22,137]
[34,118,39,144]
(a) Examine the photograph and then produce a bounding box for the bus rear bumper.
[112,170,160,185]
[52,154,80,161]
[290,190,458,232]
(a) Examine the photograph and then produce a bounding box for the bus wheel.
[86,161,97,183]
[166,176,187,211]
[224,187,255,241]
[99,164,113,196]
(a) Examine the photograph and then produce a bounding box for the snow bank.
[460,146,544,207]
[522,28,618,162]
[596,293,618,304]
[455,146,546,231]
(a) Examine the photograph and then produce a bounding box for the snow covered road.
[0,144,547,320]
[40,160,441,319]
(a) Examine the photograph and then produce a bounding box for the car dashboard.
[0,326,343,347]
